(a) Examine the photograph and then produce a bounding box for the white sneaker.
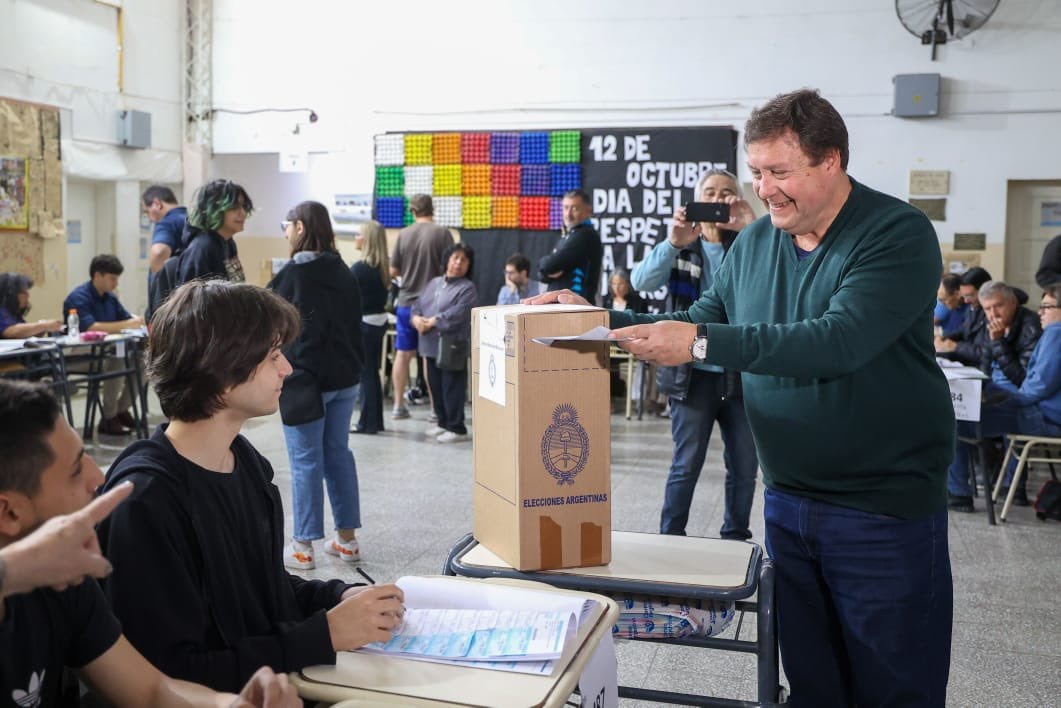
[284,540,315,570]
[425,425,446,437]
[323,536,361,563]
[436,431,470,443]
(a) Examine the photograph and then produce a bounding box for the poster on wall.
[371,127,737,308]
[581,128,737,306]
[0,156,28,231]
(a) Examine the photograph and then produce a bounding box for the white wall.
[1,0,184,311]
[0,0,184,172]
[65,180,99,293]
[210,0,1061,268]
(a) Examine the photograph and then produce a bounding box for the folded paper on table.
[940,365,988,381]
[533,325,633,346]
[359,576,598,675]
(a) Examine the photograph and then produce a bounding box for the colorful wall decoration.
[372,131,582,229]
[373,126,738,308]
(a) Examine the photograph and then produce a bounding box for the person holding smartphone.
[630,168,760,540]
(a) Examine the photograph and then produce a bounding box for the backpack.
[1033,480,1061,521]
[147,253,182,322]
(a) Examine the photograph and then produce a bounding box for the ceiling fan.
[895,0,1001,60]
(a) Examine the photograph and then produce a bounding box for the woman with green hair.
[177,179,253,285]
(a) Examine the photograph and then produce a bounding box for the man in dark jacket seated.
[947,280,1043,511]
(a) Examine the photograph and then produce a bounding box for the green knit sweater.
[612,179,954,518]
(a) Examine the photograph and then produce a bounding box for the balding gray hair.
[694,168,743,200]
[978,280,1017,303]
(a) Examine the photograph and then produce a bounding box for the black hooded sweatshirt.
[97,428,352,692]
[267,251,364,391]
[177,222,243,285]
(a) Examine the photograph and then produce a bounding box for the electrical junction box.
[117,110,151,149]
[893,74,940,117]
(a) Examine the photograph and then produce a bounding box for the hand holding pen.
[327,570,405,651]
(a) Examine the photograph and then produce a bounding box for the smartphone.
[684,202,730,223]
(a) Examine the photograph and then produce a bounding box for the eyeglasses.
[280,220,292,233]
[1038,303,1059,312]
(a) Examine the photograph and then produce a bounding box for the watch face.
[692,338,708,360]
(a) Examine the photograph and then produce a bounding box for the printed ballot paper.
[361,576,597,675]
[531,325,634,346]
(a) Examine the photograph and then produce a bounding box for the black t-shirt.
[189,453,280,628]
[0,581,120,707]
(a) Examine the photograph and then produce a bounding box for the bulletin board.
[0,156,28,229]
[0,98,64,281]
[373,127,737,306]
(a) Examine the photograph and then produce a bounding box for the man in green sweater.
[531,89,955,706]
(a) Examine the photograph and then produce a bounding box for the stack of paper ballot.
[360,576,598,675]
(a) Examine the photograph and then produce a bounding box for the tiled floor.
[87,396,1061,707]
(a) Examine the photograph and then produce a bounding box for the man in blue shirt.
[142,186,187,275]
[496,253,543,305]
[934,273,968,337]
[63,255,144,435]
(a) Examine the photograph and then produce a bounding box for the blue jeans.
[282,385,361,541]
[947,396,1061,497]
[660,370,758,539]
[765,488,952,707]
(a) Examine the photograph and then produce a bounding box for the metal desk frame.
[444,532,783,708]
[61,335,149,439]
[0,342,74,423]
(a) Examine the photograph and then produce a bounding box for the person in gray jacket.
[411,243,478,443]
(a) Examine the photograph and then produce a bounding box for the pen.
[355,567,376,585]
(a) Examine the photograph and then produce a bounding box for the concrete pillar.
[113,180,145,314]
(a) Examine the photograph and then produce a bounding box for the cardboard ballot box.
[471,305,612,571]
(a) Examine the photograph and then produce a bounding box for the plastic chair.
[992,435,1061,521]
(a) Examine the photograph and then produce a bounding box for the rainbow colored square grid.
[373,131,581,229]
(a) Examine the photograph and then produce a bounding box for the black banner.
[462,229,560,308]
[458,126,737,309]
[582,127,738,306]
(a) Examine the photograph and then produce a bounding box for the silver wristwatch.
[689,324,709,363]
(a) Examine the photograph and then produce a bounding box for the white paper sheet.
[578,629,619,708]
[941,365,988,381]
[532,325,633,346]
[477,310,506,406]
[949,378,983,422]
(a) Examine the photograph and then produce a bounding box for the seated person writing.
[97,281,404,691]
[948,281,1050,511]
[933,273,968,337]
[0,272,63,339]
[0,379,299,707]
[63,254,146,435]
